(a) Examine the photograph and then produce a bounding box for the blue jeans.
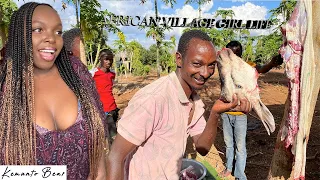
[221,113,247,180]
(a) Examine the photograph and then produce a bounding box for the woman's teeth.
[39,49,55,54]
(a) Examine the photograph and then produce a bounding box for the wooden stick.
[247,152,263,159]
[246,162,270,168]
[306,151,319,160]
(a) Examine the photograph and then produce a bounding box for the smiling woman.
[0,2,107,180]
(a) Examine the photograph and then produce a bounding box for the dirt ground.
[113,68,320,180]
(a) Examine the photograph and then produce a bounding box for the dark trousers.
[106,108,119,144]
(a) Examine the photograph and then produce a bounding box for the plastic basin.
[181,158,207,180]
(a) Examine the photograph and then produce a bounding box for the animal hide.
[217,48,275,135]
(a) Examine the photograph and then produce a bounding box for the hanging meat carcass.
[269,0,320,179]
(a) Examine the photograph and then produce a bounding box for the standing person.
[106,30,252,180]
[0,3,107,180]
[219,40,283,180]
[62,27,87,66]
[91,49,119,142]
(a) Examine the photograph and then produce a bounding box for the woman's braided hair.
[0,2,105,179]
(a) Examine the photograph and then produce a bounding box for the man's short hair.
[62,28,82,52]
[226,40,243,57]
[178,30,212,58]
[99,49,114,61]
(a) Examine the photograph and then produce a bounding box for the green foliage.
[214,10,235,19]
[183,27,237,49]
[139,0,176,77]
[159,36,176,73]
[269,0,297,29]
[159,50,176,73]
[142,44,157,65]
[110,0,298,77]
[113,32,127,52]
[132,61,151,76]
[184,0,211,6]
[242,37,254,61]
[112,33,176,76]
[254,32,283,64]
[128,40,151,76]
[183,9,238,49]
[181,2,298,66]
[252,1,297,64]
[118,64,127,75]
[161,0,176,8]
[238,29,250,41]
[0,0,17,46]
[79,0,121,68]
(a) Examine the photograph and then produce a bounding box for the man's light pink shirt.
[118,72,206,180]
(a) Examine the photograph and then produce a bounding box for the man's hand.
[212,94,238,114]
[193,94,238,156]
[212,94,252,114]
[229,97,252,114]
[270,54,283,67]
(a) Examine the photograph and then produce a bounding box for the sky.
[100,0,283,49]
[13,0,77,31]
[13,0,283,49]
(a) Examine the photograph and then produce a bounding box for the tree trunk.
[198,1,201,19]
[79,37,87,66]
[154,0,158,18]
[75,0,80,27]
[154,0,160,78]
[113,55,118,81]
[0,9,6,48]
[89,44,93,66]
[93,44,101,68]
[0,28,5,49]
[156,44,160,77]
